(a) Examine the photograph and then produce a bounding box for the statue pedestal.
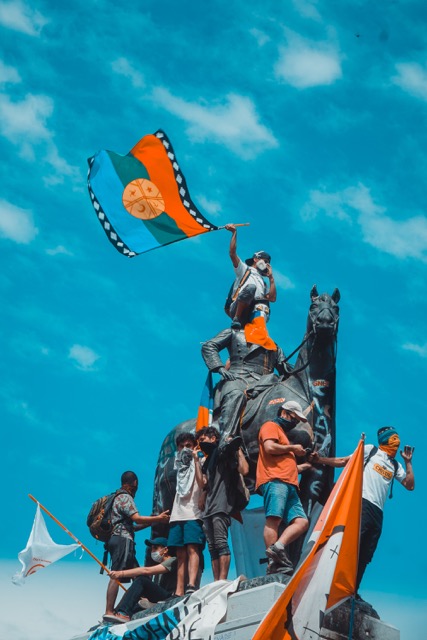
[214,579,399,640]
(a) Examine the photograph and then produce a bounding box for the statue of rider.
[201,306,288,451]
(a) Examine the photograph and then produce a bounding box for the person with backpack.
[309,426,415,594]
[224,224,276,330]
[103,471,170,620]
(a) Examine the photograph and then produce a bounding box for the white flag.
[12,504,80,585]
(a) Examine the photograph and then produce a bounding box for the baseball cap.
[145,537,168,547]
[281,400,308,423]
[245,250,272,266]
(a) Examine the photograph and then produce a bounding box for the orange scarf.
[379,434,400,458]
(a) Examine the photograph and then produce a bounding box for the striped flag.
[88,130,218,257]
[253,438,364,640]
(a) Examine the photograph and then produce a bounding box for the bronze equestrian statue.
[151,285,340,538]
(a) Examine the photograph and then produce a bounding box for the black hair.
[176,432,197,447]
[196,426,220,441]
[121,470,138,486]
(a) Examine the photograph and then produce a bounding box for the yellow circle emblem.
[122,179,165,220]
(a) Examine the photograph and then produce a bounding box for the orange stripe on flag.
[131,135,210,237]
[252,438,364,640]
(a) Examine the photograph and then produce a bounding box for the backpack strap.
[231,268,251,302]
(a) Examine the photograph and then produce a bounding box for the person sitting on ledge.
[224,223,276,330]
[104,538,177,623]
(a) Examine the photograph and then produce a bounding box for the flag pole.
[217,223,250,229]
[28,494,127,592]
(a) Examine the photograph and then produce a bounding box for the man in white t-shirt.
[309,426,415,593]
[224,224,276,329]
[167,432,205,596]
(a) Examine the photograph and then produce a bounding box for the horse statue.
[151,285,340,536]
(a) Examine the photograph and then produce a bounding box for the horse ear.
[310,285,319,300]
[331,288,341,303]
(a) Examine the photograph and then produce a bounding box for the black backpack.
[364,446,399,499]
[86,489,128,542]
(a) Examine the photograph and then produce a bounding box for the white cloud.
[291,0,321,21]
[0,59,21,84]
[402,342,427,358]
[302,184,427,261]
[275,34,342,88]
[152,89,278,158]
[196,195,222,217]
[274,269,296,290]
[249,28,270,47]
[392,62,427,102]
[0,198,38,243]
[46,245,73,256]
[0,91,80,183]
[0,0,48,35]
[0,92,52,143]
[68,344,100,371]
[112,57,145,88]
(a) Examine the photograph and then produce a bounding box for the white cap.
[281,400,308,423]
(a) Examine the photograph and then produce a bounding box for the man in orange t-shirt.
[256,400,310,575]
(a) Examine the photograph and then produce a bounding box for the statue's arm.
[201,329,232,372]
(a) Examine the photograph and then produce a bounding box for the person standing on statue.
[256,401,310,576]
[201,323,287,449]
[224,223,276,329]
[309,426,415,595]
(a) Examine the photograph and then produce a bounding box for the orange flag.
[253,438,364,640]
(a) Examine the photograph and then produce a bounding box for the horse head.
[307,285,340,340]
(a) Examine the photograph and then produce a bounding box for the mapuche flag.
[253,438,364,640]
[87,130,218,257]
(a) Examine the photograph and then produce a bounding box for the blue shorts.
[260,480,306,523]
[167,519,205,548]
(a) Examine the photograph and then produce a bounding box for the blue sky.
[1,0,427,638]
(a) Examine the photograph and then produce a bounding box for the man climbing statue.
[224,223,276,329]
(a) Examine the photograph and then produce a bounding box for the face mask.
[276,416,297,432]
[199,441,217,456]
[151,551,163,563]
[255,259,269,275]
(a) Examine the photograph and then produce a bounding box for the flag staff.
[217,223,250,229]
[28,494,127,592]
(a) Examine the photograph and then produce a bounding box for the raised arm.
[225,224,240,268]
[401,446,415,491]
[264,264,277,303]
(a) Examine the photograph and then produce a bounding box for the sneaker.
[185,584,197,594]
[266,544,293,570]
[138,597,156,610]
[102,612,130,624]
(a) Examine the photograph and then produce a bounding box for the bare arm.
[131,511,170,528]
[237,448,249,476]
[110,563,168,581]
[264,264,277,303]
[193,451,205,489]
[225,224,240,268]
[309,452,350,468]
[263,439,306,458]
[401,447,415,491]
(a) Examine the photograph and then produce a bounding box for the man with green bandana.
[309,426,415,593]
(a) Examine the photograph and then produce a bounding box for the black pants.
[116,576,170,616]
[357,498,383,590]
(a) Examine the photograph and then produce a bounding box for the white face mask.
[256,259,268,273]
[151,550,163,563]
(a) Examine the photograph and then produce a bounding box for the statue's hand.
[218,367,237,381]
